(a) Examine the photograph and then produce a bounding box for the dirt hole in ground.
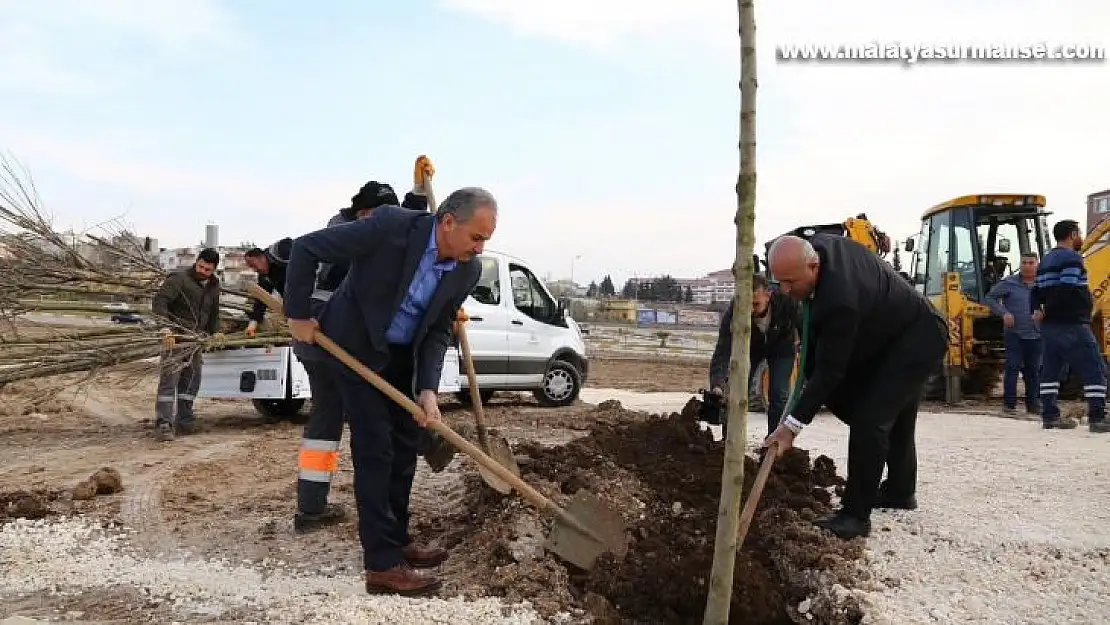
[1,488,64,521]
[416,400,868,624]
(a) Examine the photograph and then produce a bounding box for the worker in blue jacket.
[1030,219,1109,433]
[985,253,1042,415]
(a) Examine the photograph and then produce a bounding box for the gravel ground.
[0,518,548,624]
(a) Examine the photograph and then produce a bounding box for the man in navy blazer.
[283,187,496,596]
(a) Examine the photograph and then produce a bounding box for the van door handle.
[469,316,483,322]
[511,319,524,326]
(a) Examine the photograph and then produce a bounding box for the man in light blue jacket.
[986,253,1042,414]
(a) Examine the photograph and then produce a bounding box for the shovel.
[455,316,521,493]
[248,285,628,570]
[740,299,811,548]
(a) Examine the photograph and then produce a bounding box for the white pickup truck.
[196,250,589,419]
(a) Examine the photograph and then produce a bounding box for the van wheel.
[534,360,581,407]
[252,398,307,422]
[456,389,496,405]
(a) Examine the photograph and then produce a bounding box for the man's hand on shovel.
[763,423,797,457]
[287,318,319,344]
[416,390,443,428]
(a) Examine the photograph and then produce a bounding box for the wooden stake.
[704,0,758,622]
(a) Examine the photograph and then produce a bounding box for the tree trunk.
[703,0,757,623]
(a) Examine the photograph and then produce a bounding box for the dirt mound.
[415,403,867,624]
[1,488,64,520]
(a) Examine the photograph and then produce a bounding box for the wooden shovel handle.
[736,442,778,547]
[246,284,594,535]
[455,322,491,449]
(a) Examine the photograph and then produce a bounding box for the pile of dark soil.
[0,488,63,520]
[416,400,868,624]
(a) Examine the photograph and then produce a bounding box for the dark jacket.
[708,290,801,390]
[247,238,293,323]
[790,234,945,424]
[284,205,480,395]
[1031,246,1092,325]
[312,192,429,301]
[152,267,222,334]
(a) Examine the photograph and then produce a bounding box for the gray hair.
[436,187,498,222]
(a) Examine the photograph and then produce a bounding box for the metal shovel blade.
[544,489,629,571]
[475,433,519,494]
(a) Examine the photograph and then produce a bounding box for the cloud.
[447,0,1110,282]
[0,0,242,97]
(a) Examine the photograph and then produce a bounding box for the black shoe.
[155,422,175,442]
[294,503,346,534]
[1090,421,1110,434]
[1043,418,1079,430]
[814,511,871,539]
[876,481,917,510]
[176,420,198,435]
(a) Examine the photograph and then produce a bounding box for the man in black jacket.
[151,248,224,441]
[764,234,948,540]
[243,239,292,337]
[292,173,447,536]
[708,274,801,436]
[283,187,495,596]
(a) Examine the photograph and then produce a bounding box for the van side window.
[509,263,555,322]
[471,256,501,305]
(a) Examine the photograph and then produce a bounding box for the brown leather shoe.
[365,563,442,596]
[402,542,448,568]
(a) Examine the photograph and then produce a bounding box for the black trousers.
[823,313,947,521]
[328,345,422,572]
[296,357,347,515]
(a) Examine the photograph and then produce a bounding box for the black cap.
[351,181,399,211]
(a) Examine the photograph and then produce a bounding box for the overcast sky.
[2,0,1107,286]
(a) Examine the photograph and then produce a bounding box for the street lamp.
[570,254,582,285]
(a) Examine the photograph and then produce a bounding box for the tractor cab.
[904,194,1052,303]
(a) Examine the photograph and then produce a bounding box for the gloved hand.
[412,155,434,192]
[161,328,176,349]
[245,320,258,338]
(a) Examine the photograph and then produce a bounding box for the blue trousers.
[1038,324,1106,423]
[1002,333,1042,410]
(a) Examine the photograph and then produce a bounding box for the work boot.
[875,481,918,510]
[1043,418,1079,430]
[294,503,347,534]
[1027,400,1042,415]
[154,421,175,442]
[1089,421,1110,434]
[1002,406,1018,417]
[814,510,871,539]
[176,420,199,435]
[365,563,442,596]
[402,542,448,568]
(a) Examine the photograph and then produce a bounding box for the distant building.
[1087,189,1110,234]
[627,268,735,304]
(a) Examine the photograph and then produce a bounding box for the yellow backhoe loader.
[902,194,1059,402]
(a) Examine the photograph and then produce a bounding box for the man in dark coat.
[708,274,801,436]
[764,234,948,540]
[283,186,495,596]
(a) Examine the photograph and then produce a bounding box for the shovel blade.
[544,490,628,571]
[475,433,520,494]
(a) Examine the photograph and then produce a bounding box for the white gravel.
[599,390,1110,625]
[0,517,547,624]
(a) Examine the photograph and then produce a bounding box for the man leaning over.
[282,187,496,595]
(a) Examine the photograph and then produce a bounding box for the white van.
[196,250,589,419]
